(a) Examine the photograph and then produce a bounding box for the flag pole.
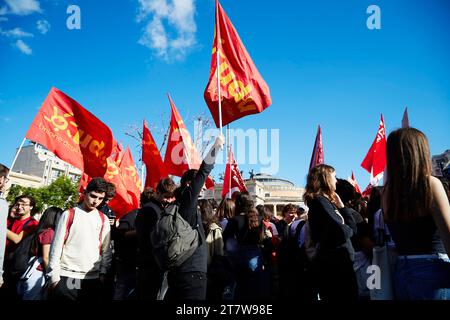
[141,164,145,192]
[215,0,223,136]
[7,137,26,179]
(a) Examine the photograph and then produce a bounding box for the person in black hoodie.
[304,164,358,301]
[166,133,224,301]
[135,179,177,300]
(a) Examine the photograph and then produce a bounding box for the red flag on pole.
[348,171,362,195]
[164,94,202,177]
[222,148,247,198]
[142,120,168,190]
[361,114,387,185]
[119,146,142,209]
[79,150,135,219]
[204,1,272,128]
[26,87,114,177]
[309,125,324,170]
[402,107,410,128]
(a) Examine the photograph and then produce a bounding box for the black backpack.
[150,204,199,270]
[5,232,35,281]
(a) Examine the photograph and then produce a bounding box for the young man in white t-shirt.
[47,177,112,300]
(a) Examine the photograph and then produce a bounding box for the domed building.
[208,173,305,218]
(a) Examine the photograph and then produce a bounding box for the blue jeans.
[395,256,450,300]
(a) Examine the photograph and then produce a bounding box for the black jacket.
[174,160,214,273]
[308,195,357,261]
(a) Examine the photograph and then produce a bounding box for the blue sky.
[1,0,449,188]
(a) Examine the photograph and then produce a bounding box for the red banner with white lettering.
[204,1,272,127]
[26,87,114,177]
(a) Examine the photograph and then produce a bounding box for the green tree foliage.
[6,176,79,214]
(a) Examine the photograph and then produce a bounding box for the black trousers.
[166,271,207,301]
[50,276,102,301]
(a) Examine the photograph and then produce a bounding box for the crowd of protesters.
[0,127,449,301]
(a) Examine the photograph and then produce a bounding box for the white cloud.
[14,39,32,55]
[4,0,42,16]
[0,27,34,38]
[36,19,50,34]
[137,0,197,62]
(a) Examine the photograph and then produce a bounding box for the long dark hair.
[383,128,433,221]
[31,206,63,255]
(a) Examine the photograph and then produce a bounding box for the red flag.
[142,120,168,190]
[119,146,142,209]
[26,87,114,177]
[222,148,247,198]
[309,125,324,170]
[361,183,374,198]
[361,114,387,185]
[79,151,135,219]
[204,1,272,127]
[164,94,202,177]
[205,176,215,190]
[402,107,409,128]
[348,171,362,195]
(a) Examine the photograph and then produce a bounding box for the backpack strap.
[63,208,75,245]
[98,210,106,255]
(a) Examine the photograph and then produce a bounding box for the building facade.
[204,173,305,217]
[7,143,81,190]
[432,149,450,178]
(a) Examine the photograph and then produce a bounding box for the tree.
[6,176,79,215]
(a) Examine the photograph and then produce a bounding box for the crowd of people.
[0,127,449,301]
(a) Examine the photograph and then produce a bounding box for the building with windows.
[432,149,450,178]
[204,173,305,217]
[7,142,82,190]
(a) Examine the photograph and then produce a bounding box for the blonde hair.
[304,164,335,205]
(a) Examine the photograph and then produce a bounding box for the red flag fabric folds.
[204,1,272,127]
[119,146,142,209]
[309,125,324,170]
[142,120,168,190]
[222,148,247,198]
[26,87,114,177]
[164,94,202,177]
[361,114,387,182]
[349,171,362,195]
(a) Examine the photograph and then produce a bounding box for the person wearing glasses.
[6,195,39,255]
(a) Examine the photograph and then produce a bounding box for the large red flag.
[349,171,362,195]
[309,125,324,170]
[26,87,114,177]
[79,151,135,219]
[204,1,272,127]
[361,114,387,185]
[142,120,168,190]
[222,148,247,198]
[164,94,202,177]
[402,107,410,128]
[119,146,142,209]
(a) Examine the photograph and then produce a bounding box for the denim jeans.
[395,256,450,300]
